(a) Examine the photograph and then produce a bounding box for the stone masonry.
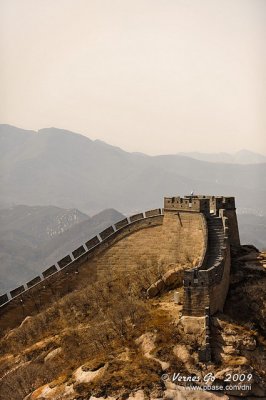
[0,195,240,335]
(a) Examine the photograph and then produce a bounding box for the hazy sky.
[1,0,265,154]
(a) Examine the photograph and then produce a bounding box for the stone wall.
[0,209,205,334]
[0,195,240,334]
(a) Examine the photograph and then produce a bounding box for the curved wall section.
[0,209,206,334]
[86,210,206,284]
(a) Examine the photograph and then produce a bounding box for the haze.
[0,0,265,155]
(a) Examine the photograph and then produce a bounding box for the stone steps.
[204,215,225,269]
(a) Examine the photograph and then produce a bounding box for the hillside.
[1,125,266,217]
[0,205,124,293]
[0,246,265,400]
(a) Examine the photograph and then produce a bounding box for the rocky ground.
[0,246,265,400]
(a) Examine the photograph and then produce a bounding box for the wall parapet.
[165,195,236,215]
[0,209,163,309]
[164,196,210,213]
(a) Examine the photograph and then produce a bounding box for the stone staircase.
[183,213,227,316]
[204,214,224,269]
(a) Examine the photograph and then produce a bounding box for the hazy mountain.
[1,125,266,218]
[238,214,266,251]
[0,204,124,293]
[36,207,125,268]
[0,204,88,241]
[179,149,266,164]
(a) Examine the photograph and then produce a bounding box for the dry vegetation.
[1,252,265,399]
[0,260,190,400]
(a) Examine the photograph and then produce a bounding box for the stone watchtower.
[164,194,240,246]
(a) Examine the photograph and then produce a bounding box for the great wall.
[0,195,240,344]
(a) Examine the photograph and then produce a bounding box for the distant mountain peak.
[37,127,93,143]
[178,150,266,164]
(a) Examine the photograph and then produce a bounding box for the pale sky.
[0,0,265,155]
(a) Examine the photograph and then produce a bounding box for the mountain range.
[0,123,265,291]
[1,124,266,217]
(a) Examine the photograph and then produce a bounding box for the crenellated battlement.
[164,195,236,214]
[164,196,210,213]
